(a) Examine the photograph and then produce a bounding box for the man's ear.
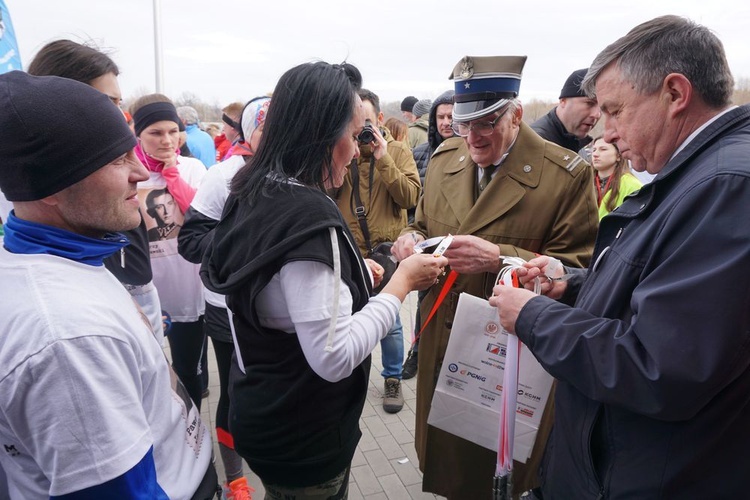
[511,103,524,126]
[662,73,692,116]
[378,111,385,126]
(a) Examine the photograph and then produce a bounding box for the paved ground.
[195,291,446,499]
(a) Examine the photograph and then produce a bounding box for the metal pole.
[153,0,164,93]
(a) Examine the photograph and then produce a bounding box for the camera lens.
[357,119,376,144]
[357,128,375,144]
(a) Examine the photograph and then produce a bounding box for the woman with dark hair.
[131,94,208,409]
[202,61,446,498]
[28,39,122,106]
[27,39,165,345]
[591,136,643,219]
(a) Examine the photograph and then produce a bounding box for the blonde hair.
[384,117,408,143]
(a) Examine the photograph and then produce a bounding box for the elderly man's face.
[463,105,522,168]
[558,96,601,139]
[596,65,669,174]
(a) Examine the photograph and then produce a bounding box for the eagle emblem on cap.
[460,56,474,79]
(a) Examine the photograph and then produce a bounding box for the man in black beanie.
[400,95,419,123]
[28,39,164,345]
[531,68,602,153]
[0,71,217,499]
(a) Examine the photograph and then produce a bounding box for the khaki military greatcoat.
[406,122,598,499]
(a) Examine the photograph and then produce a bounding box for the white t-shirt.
[190,155,245,308]
[0,249,212,499]
[139,156,206,321]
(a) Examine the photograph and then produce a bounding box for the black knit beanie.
[559,68,589,99]
[400,95,418,112]
[0,71,136,201]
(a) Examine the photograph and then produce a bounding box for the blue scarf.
[3,211,129,266]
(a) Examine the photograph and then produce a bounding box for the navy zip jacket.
[517,105,750,498]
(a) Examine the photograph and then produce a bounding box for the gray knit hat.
[0,71,136,201]
[412,98,432,118]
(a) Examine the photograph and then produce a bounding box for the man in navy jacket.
[492,15,750,498]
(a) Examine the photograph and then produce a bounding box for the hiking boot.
[223,477,254,500]
[402,349,418,380]
[383,377,404,413]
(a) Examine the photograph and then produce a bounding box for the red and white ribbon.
[494,257,540,477]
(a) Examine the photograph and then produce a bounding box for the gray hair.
[176,105,200,125]
[581,15,734,108]
[506,98,522,115]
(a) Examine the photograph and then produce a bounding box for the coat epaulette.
[431,137,463,158]
[544,142,588,176]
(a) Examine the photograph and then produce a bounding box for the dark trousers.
[211,336,234,434]
[168,318,206,410]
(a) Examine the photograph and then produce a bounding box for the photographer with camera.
[332,88,421,414]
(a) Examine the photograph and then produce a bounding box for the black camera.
[357,119,377,144]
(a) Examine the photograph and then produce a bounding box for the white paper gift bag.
[427,292,554,462]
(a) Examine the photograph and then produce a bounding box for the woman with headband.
[131,95,207,411]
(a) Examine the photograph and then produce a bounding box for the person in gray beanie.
[408,98,432,149]
[0,71,217,499]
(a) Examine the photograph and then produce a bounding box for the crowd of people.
[1,13,749,500]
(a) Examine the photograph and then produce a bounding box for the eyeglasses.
[450,106,510,137]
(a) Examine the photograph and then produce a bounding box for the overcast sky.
[7,0,750,106]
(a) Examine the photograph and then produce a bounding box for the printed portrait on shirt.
[141,187,185,242]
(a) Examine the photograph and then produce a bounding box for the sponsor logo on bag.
[448,363,459,373]
[486,343,507,356]
[485,322,499,334]
[480,392,496,403]
[518,390,542,402]
[480,358,503,370]
[459,369,487,382]
[519,408,535,417]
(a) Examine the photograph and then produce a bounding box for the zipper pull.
[120,248,125,268]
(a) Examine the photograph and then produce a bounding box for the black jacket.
[201,181,372,486]
[530,107,592,153]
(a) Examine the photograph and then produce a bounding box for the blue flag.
[0,0,22,74]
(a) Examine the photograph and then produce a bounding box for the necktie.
[479,165,497,193]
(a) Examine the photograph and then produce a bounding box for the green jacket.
[407,116,429,149]
[599,172,643,219]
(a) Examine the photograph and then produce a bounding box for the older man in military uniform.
[392,55,599,499]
